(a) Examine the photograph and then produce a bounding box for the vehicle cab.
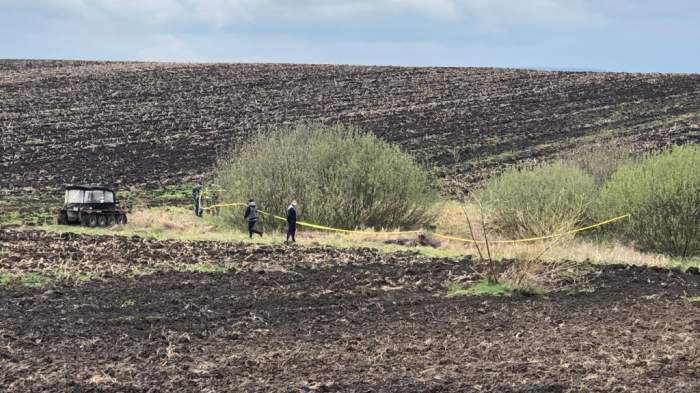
[58,185,127,226]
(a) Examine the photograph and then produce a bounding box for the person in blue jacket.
[286,200,297,243]
[244,199,263,238]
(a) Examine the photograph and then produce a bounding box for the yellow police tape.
[203,203,630,244]
[430,214,631,244]
[204,203,420,235]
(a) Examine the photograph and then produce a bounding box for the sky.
[1,0,699,72]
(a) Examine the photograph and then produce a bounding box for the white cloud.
[5,0,601,28]
[134,33,203,62]
[3,0,698,72]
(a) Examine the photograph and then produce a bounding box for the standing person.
[244,199,263,238]
[286,200,298,243]
[192,185,203,217]
[208,184,220,216]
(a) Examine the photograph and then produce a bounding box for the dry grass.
[490,239,676,267]
[88,373,117,385]
[430,200,696,269]
[128,207,209,233]
[41,204,699,270]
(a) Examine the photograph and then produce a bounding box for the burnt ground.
[1,230,699,392]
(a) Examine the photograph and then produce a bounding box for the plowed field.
[2,60,700,202]
[1,229,699,392]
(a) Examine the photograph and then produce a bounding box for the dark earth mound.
[1,229,699,392]
[2,60,700,202]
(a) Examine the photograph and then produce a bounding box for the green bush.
[595,145,700,257]
[215,123,436,229]
[477,161,596,238]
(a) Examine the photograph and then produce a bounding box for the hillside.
[1,60,699,198]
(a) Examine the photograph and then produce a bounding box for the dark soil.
[2,60,700,203]
[1,230,699,392]
[0,229,448,277]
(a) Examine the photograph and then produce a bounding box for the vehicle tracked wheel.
[88,214,98,227]
[57,211,68,225]
[97,214,108,227]
[106,214,115,226]
[116,214,128,225]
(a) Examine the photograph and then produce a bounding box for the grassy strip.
[447,280,512,297]
[176,263,229,273]
[5,203,700,289]
[0,272,54,287]
[121,183,193,203]
[0,211,54,225]
[0,271,102,287]
[0,263,231,288]
[18,203,700,268]
[38,205,466,260]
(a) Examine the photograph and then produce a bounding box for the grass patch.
[0,210,54,225]
[179,263,229,273]
[0,272,53,287]
[114,184,193,212]
[447,280,512,297]
[687,296,700,303]
[120,299,136,308]
[17,272,52,287]
[1,270,101,286]
[149,184,192,201]
[128,266,159,278]
[120,184,192,203]
[0,211,22,224]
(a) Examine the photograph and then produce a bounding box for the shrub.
[214,123,436,229]
[477,161,596,238]
[595,145,700,257]
[563,143,636,186]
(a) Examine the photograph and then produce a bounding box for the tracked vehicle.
[57,185,127,227]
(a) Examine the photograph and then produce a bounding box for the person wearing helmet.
[244,199,263,238]
[286,200,298,243]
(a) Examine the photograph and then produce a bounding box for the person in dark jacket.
[244,199,263,238]
[286,201,297,243]
[192,185,203,217]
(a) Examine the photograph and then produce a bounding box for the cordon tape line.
[430,214,631,244]
[204,203,420,235]
[203,203,630,244]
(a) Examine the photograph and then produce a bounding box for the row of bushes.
[479,145,700,258]
[213,122,697,258]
